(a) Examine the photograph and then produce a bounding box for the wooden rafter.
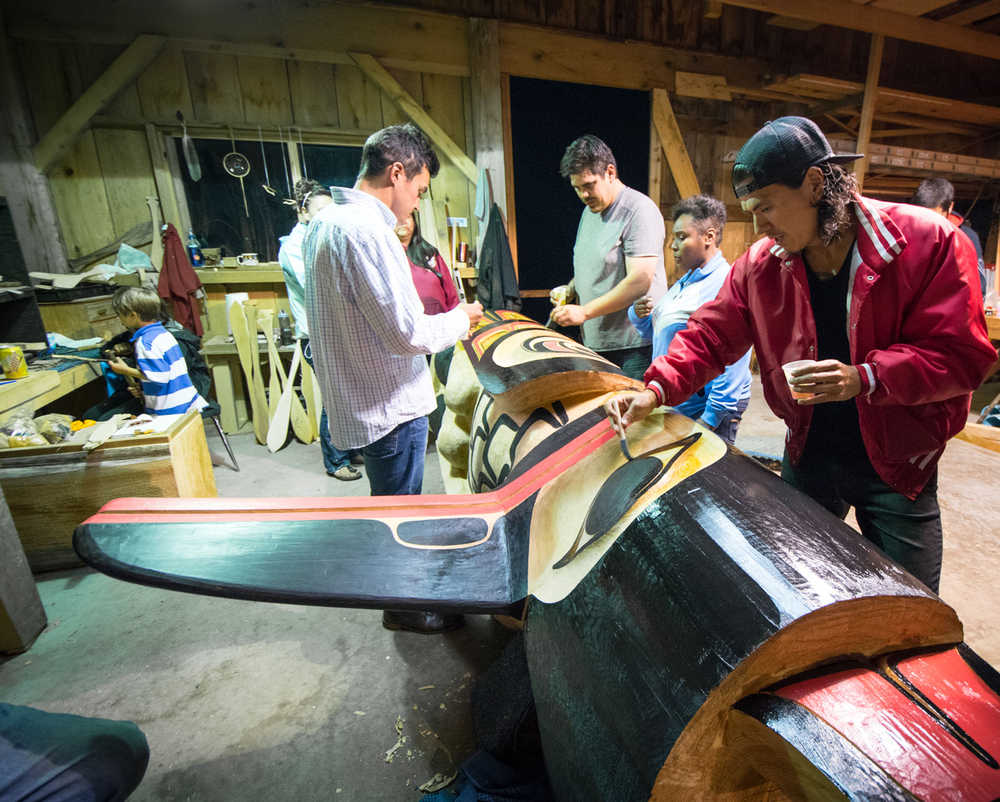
[941,0,1000,26]
[651,89,700,199]
[33,34,166,172]
[349,51,478,185]
[854,33,884,191]
[720,0,1000,61]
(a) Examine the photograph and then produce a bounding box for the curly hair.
[293,179,331,213]
[672,194,727,237]
[815,162,858,246]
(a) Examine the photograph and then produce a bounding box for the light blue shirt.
[628,251,751,428]
[278,222,309,339]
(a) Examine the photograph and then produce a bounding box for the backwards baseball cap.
[732,116,862,200]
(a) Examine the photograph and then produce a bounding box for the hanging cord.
[278,124,293,197]
[258,125,275,195]
[298,126,308,179]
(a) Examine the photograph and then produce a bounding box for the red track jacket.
[645,195,996,499]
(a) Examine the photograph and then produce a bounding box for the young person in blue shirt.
[108,286,208,416]
[628,195,752,444]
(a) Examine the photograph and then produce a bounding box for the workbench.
[196,265,294,339]
[0,409,216,571]
[0,362,105,425]
[201,334,295,434]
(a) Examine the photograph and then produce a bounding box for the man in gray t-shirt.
[551,135,667,381]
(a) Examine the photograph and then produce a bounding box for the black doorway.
[509,77,651,324]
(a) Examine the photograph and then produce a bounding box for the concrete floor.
[2,375,999,801]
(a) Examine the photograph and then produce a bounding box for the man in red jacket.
[609,117,995,592]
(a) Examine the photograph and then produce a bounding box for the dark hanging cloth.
[158,224,203,336]
[478,204,521,312]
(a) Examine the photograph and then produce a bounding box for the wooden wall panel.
[334,64,383,130]
[381,68,424,126]
[237,56,292,124]
[16,41,74,138]
[77,44,143,120]
[48,132,115,257]
[93,128,156,237]
[288,60,340,127]
[185,51,243,123]
[421,72,473,247]
[137,44,195,121]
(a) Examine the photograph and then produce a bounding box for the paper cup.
[782,359,818,400]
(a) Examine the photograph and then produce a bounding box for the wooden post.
[648,118,663,210]
[500,74,518,277]
[468,18,507,221]
[853,33,884,193]
[33,34,166,172]
[145,123,183,230]
[651,88,700,200]
[0,485,46,654]
[0,11,68,274]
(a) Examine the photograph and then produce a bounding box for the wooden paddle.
[266,340,301,452]
[229,301,268,444]
[259,310,283,420]
[287,340,313,444]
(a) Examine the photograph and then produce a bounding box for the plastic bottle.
[186,229,204,267]
[277,309,294,345]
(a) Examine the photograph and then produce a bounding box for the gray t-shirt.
[572,185,667,352]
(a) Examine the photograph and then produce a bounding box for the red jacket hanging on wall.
[158,224,203,336]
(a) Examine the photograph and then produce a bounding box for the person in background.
[629,195,752,445]
[609,116,995,593]
[279,178,362,482]
[911,177,987,298]
[395,211,460,314]
[303,123,483,634]
[108,286,208,417]
[550,134,667,380]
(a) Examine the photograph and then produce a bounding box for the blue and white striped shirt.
[131,322,208,416]
[628,251,751,428]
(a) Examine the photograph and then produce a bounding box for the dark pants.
[302,340,353,472]
[781,450,943,592]
[599,345,653,383]
[363,416,429,496]
[0,704,149,802]
[711,397,750,446]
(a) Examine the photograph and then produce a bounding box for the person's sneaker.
[382,610,465,634]
[349,452,365,466]
[328,464,362,481]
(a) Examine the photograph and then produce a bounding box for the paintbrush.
[607,403,633,461]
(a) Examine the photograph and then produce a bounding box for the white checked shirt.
[303,187,469,449]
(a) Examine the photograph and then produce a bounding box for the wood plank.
[719,0,1000,61]
[136,43,194,121]
[145,123,183,231]
[651,89,700,200]
[47,131,116,259]
[500,73,518,276]
[956,422,1000,454]
[75,43,143,120]
[675,71,732,101]
[33,35,165,172]
[0,27,69,275]
[288,60,340,128]
[334,63,383,131]
[184,50,243,124]
[468,18,507,220]
[648,117,663,211]
[498,21,772,91]
[162,132,193,234]
[236,55,292,125]
[93,127,157,237]
[350,52,478,185]
[381,68,423,127]
[853,33,884,192]
[942,0,1000,25]
[15,40,74,138]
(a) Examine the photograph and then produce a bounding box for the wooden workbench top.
[196,266,284,283]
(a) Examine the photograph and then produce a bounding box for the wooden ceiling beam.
[719,0,1000,60]
[941,0,1000,26]
[651,89,701,199]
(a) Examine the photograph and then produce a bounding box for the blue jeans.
[710,397,750,446]
[363,417,428,496]
[302,340,352,472]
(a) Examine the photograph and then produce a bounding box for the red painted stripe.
[776,659,1000,801]
[894,648,1000,764]
[82,421,615,525]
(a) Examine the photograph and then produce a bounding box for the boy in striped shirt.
[108,287,208,416]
